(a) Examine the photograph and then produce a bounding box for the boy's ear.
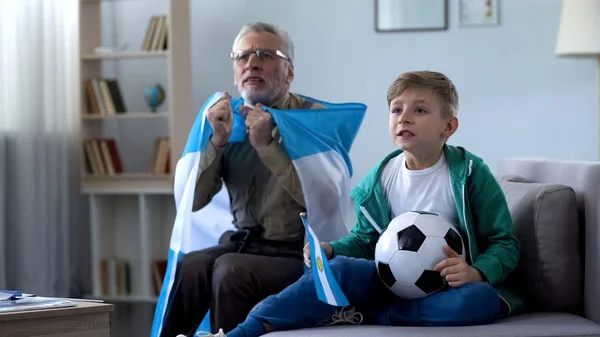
[443,116,459,137]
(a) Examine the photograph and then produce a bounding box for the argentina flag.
[150,91,366,337]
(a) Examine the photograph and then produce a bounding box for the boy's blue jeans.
[228,256,500,337]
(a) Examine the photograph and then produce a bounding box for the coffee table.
[0,300,114,336]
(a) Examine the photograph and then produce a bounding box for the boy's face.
[388,87,458,155]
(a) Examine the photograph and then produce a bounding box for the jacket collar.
[351,144,472,204]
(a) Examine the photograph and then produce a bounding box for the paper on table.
[0,290,36,301]
[0,297,77,313]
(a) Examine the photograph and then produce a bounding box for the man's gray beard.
[241,91,277,106]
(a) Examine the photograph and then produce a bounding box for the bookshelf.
[81,51,170,60]
[77,0,192,303]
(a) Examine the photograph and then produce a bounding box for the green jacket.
[329,145,524,317]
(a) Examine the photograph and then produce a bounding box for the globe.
[145,84,165,112]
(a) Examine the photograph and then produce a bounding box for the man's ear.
[443,116,459,137]
[286,63,295,84]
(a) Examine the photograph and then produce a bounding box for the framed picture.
[459,0,499,27]
[375,0,448,32]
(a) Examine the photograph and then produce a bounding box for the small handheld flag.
[300,212,349,307]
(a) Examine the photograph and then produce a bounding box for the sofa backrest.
[497,158,600,324]
[497,177,581,313]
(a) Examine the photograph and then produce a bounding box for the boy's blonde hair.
[386,71,459,119]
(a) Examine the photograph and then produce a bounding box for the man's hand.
[433,245,483,287]
[207,92,233,148]
[244,104,274,150]
[303,241,333,268]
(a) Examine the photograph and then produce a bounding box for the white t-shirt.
[380,152,459,229]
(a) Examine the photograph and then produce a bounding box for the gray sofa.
[267,158,600,337]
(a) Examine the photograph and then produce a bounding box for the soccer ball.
[374,211,466,299]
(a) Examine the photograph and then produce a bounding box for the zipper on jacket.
[461,183,474,265]
[462,159,474,264]
[462,159,512,316]
[497,294,511,316]
[359,205,383,233]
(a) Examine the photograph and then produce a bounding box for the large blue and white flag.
[150,92,366,337]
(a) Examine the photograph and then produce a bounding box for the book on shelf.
[83,138,123,176]
[100,258,131,297]
[142,15,168,52]
[85,77,127,115]
[150,137,171,174]
[152,259,168,296]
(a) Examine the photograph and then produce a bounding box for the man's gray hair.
[232,21,294,63]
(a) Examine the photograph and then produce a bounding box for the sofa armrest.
[498,158,600,324]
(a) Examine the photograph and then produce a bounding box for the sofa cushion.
[265,313,600,337]
[499,174,532,183]
[497,178,582,313]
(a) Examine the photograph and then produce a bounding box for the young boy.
[193,71,523,337]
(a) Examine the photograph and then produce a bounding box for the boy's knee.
[451,282,500,323]
[460,282,499,305]
[329,256,376,280]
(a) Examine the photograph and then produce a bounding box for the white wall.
[107,0,598,182]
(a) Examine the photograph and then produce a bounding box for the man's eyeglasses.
[230,49,289,63]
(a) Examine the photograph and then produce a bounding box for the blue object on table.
[0,290,22,301]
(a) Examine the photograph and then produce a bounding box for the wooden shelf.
[82,112,170,120]
[81,173,173,194]
[81,51,169,60]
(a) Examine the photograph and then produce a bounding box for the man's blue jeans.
[229,256,501,337]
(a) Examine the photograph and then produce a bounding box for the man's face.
[388,87,457,155]
[232,32,294,106]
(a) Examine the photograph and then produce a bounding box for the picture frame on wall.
[375,0,448,32]
[459,0,499,27]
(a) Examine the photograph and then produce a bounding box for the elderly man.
[160,21,324,337]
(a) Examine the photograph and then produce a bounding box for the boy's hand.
[303,242,333,268]
[434,245,483,287]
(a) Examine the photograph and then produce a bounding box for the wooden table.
[0,300,114,336]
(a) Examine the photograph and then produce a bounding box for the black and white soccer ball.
[374,211,466,299]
